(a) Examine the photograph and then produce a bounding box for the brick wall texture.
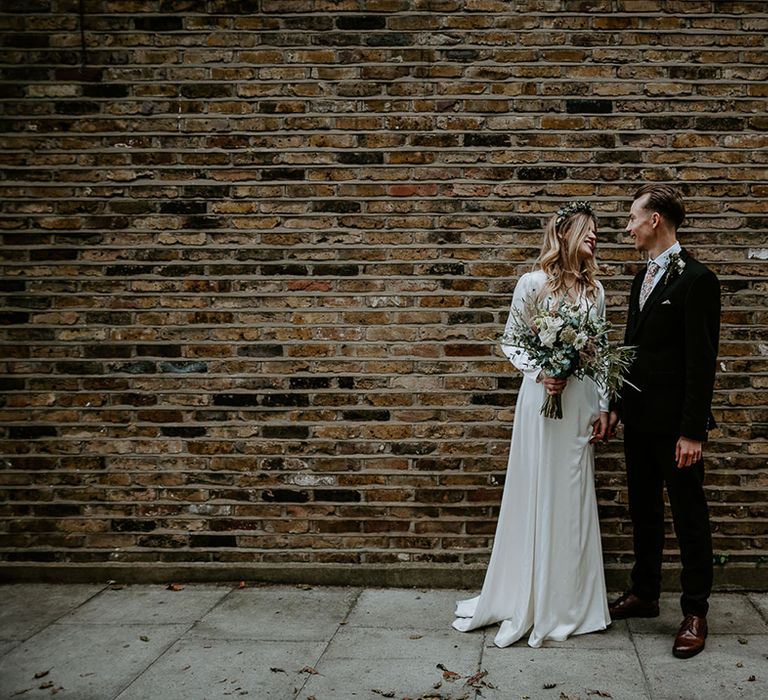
[1,0,767,585]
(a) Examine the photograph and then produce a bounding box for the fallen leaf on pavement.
[738,637,748,645]
[371,690,395,698]
[166,583,184,591]
[736,662,743,668]
[435,663,461,682]
[543,683,557,689]
[270,668,287,674]
[33,670,51,679]
[296,584,313,590]
[299,666,319,675]
[465,670,488,687]
[748,675,756,681]
[238,581,246,589]
[587,691,612,698]
[409,634,422,640]
[139,635,149,642]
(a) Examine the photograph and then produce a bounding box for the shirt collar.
[650,241,681,270]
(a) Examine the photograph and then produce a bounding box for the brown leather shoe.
[673,614,708,659]
[608,592,660,620]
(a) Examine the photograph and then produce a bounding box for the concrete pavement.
[0,583,765,700]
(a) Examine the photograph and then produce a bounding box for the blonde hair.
[536,211,599,301]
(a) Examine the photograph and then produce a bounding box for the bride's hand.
[539,372,567,396]
[590,411,609,443]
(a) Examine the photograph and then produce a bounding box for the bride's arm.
[500,273,542,382]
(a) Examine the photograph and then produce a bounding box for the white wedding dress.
[453,270,611,648]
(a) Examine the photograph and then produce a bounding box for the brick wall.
[1,1,766,587]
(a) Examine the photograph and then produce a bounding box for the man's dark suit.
[616,248,721,616]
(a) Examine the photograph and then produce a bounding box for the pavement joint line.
[0,583,113,658]
[178,582,240,638]
[625,617,657,700]
[106,583,236,700]
[109,619,198,700]
[17,583,111,645]
[103,588,234,700]
[476,626,489,700]
[745,593,768,627]
[292,586,363,700]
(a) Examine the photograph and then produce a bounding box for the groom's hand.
[607,410,621,439]
[675,436,703,468]
[590,412,609,443]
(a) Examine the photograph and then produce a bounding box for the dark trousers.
[624,426,713,616]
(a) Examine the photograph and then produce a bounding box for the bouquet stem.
[541,394,563,420]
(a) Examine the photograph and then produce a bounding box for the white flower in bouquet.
[537,316,564,347]
[574,332,589,350]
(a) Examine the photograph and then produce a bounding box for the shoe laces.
[681,614,699,633]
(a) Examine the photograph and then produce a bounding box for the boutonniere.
[663,252,686,286]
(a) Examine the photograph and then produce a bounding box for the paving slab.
[188,585,359,642]
[60,583,231,626]
[628,593,768,636]
[116,638,328,700]
[0,583,105,641]
[346,587,470,630]
[0,622,187,700]
[481,645,650,700]
[632,633,768,700]
[302,627,481,700]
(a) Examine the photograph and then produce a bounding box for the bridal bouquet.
[501,296,636,419]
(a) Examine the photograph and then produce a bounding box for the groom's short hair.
[633,184,686,230]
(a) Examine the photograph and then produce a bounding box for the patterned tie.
[638,261,661,310]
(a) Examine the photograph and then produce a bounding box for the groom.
[608,184,720,659]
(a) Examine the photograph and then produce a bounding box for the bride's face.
[575,221,597,262]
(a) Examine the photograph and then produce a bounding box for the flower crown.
[554,201,593,228]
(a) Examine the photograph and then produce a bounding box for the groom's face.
[625,195,656,253]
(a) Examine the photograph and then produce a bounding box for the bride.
[453,201,611,648]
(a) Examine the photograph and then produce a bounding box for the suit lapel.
[626,269,644,341]
[628,248,690,342]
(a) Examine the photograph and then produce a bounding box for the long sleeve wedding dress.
[452,270,611,648]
